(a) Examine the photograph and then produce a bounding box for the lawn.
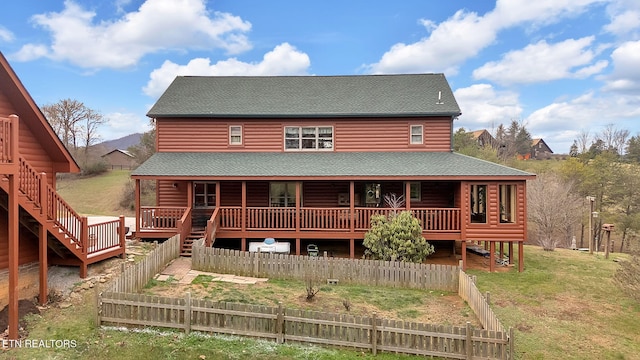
[6,245,638,359]
[56,170,134,216]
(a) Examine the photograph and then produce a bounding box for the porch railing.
[139,206,187,230]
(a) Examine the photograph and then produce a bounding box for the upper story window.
[470,184,487,223]
[229,125,243,145]
[499,184,516,223]
[410,125,423,144]
[285,126,333,151]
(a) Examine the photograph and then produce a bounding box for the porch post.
[135,178,141,234]
[499,241,504,259]
[241,181,246,251]
[405,181,411,211]
[295,182,301,256]
[349,181,355,259]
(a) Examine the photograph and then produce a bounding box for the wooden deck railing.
[413,208,461,231]
[139,206,187,230]
[87,218,125,254]
[177,207,192,250]
[219,206,241,229]
[0,115,17,165]
[300,208,352,230]
[246,207,296,230]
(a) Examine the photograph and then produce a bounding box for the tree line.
[454,121,640,254]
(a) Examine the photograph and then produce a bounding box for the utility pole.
[586,196,595,254]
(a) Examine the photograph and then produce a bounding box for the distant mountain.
[97,133,143,153]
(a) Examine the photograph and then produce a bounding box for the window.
[499,184,516,223]
[410,125,423,144]
[285,126,333,150]
[470,184,487,223]
[408,182,421,202]
[229,126,242,145]
[270,182,297,207]
[194,182,216,208]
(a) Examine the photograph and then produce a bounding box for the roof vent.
[436,91,444,104]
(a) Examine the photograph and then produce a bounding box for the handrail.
[0,115,18,165]
[46,184,84,253]
[177,207,192,251]
[205,207,220,247]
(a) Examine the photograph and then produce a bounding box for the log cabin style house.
[0,53,125,339]
[132,74,534,272]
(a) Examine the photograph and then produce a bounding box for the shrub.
[82,161,108,176]
[363,210,434,263]
[614,255,640,303]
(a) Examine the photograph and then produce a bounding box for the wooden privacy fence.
[458,270,505,333]
[98,292,512,360]
[192,245,459,292]
[104,235,180,293]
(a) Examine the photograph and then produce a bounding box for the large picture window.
[270,182,297,207]
[285,126,333,150]
[470,184,487,223]
[499,184,516,223]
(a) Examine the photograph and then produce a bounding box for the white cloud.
[603,40,640,92]
[0,26,13,42]
[473,37,608,85]
[102,112,152,140]
[604,10,640,36]
[365,0,604,75]
[16,0,252,69]
[453,84,523,130]
[143,43,311,98]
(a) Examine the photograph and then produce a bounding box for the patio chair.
[307,244,319,257]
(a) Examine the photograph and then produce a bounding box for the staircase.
[0,122,125,277]
[181,227,205,256]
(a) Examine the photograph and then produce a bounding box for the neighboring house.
[517,138,554,160]
[470,129,498,149]
[132,74,534,273]
[0,52,125,339]
[102,148,136,169]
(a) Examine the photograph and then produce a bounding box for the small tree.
[363,211,434,263]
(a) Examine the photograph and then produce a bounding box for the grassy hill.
[56,169,134,217]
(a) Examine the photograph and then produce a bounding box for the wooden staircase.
[0,121,126,277]
[181,227,205,256]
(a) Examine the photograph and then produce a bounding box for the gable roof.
[102,149,134,158]
[132,152,534,180]
[531,138,553,153]
[0,52,80,173]
[147,74,461,119]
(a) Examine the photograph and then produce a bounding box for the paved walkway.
[156,257,268,285]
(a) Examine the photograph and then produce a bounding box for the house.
[470,129,498,149]
[101,148,136,169]
[517,138,554,160]
[132,74,534,274]
[0,52,126,339]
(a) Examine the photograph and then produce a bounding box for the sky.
[1,0,640,154]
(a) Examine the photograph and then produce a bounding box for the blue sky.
[1,0,640,154]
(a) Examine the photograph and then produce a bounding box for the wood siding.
[0,208,39,269]
[156,117,453,152]
[463,181,527,242]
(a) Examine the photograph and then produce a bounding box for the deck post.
[39,221,48,305]
[461,240,467,271]
[489,241,495,272]
[241,181,246,251]
[135,179,141,234]
[508,242,514,265]
[40,172,48,216]
[518,241,524,272]
[119,215,126,258]
[8,172,19,340]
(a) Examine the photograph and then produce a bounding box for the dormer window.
[285,126,333,151]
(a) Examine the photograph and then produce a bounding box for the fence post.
[371,312,378,355]
[95,287,101,328]
[508,327,514,360]
[486,292,491,306]
[276,302,284,344]
[466,321,473,359]
[185,292,191,335]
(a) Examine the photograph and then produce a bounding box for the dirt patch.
[0,300,40,338]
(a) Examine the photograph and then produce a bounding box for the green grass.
[56,170,134,216]
[468,246,640,360]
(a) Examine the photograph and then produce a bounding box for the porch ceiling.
[131,151,535,179]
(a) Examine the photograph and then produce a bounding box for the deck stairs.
[181,227,205,256]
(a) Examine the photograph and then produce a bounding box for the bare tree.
[42,99,104,164]
[576,130,591,154]
[528,172,583,251]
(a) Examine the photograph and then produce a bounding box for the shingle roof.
[147,74,461,118]
[131,152,534,179]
